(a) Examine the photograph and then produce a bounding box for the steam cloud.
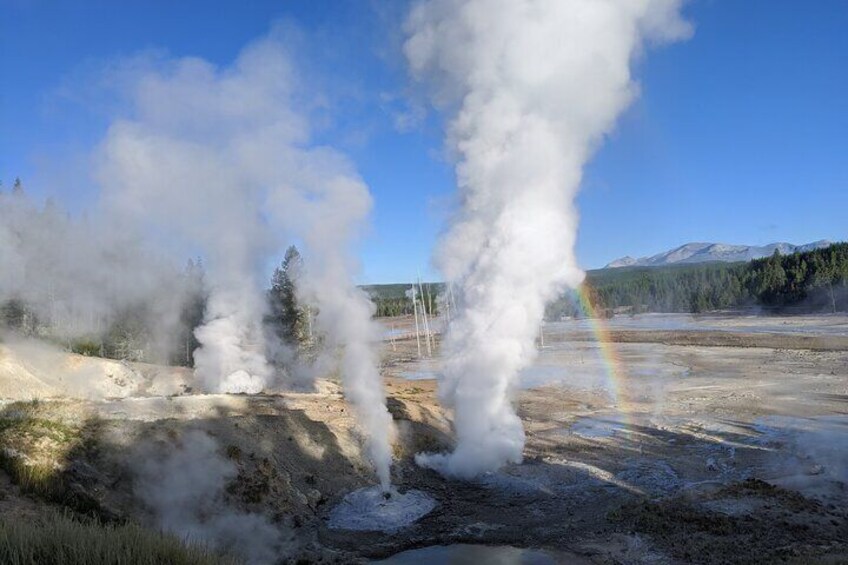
[95,36,292,393]
[95,29,393,485]
[136,430,285,564]
[405,0,692,478]
[0,188,187,360]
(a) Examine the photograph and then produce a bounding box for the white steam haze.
[405,0,692,478]
[136,430,286,564]
[0,187,188,361]
[95,28,394,485]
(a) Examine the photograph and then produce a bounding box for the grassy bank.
[0,513,238,565]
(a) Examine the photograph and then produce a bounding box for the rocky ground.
[0,316,846,563]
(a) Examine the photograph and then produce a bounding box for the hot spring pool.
[373,544,589,564]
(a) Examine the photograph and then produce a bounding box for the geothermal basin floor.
[367,318,848,563]
[1,315,847,563]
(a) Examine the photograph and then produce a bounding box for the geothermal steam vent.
[328,487,436,532]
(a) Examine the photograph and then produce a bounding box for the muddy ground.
[1,315,847,563]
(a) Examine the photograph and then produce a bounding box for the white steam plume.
[268,158,396,490]
[95,29,394,484]
[405,0,692,478]
[95,38,291,393]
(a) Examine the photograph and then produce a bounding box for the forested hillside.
[547,242,848,319]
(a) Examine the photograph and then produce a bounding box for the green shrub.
[70,339,102,357]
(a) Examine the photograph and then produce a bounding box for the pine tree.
[268,246,308,349]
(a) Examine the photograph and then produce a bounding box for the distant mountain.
[604,240,833,269]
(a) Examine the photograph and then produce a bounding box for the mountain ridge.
[604,240,833,269]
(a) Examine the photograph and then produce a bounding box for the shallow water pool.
[373,544,581,564]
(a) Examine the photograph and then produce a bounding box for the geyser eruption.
[96,37,290,393]
[308,280,393,490]
[97,29,394,484]
[405,0,692,478]
[269,155,396,490]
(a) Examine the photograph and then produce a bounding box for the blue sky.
[1,0,846,283]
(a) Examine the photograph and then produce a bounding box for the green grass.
[0,451,59,500]
[0,402,99,513]
[0,416,78,445]
[0,513,240,565]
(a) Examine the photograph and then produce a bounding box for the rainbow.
[573,285,631,417]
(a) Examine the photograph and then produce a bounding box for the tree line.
[363,283,443,318]
[546,242,848,319]
[4,184,845,369]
